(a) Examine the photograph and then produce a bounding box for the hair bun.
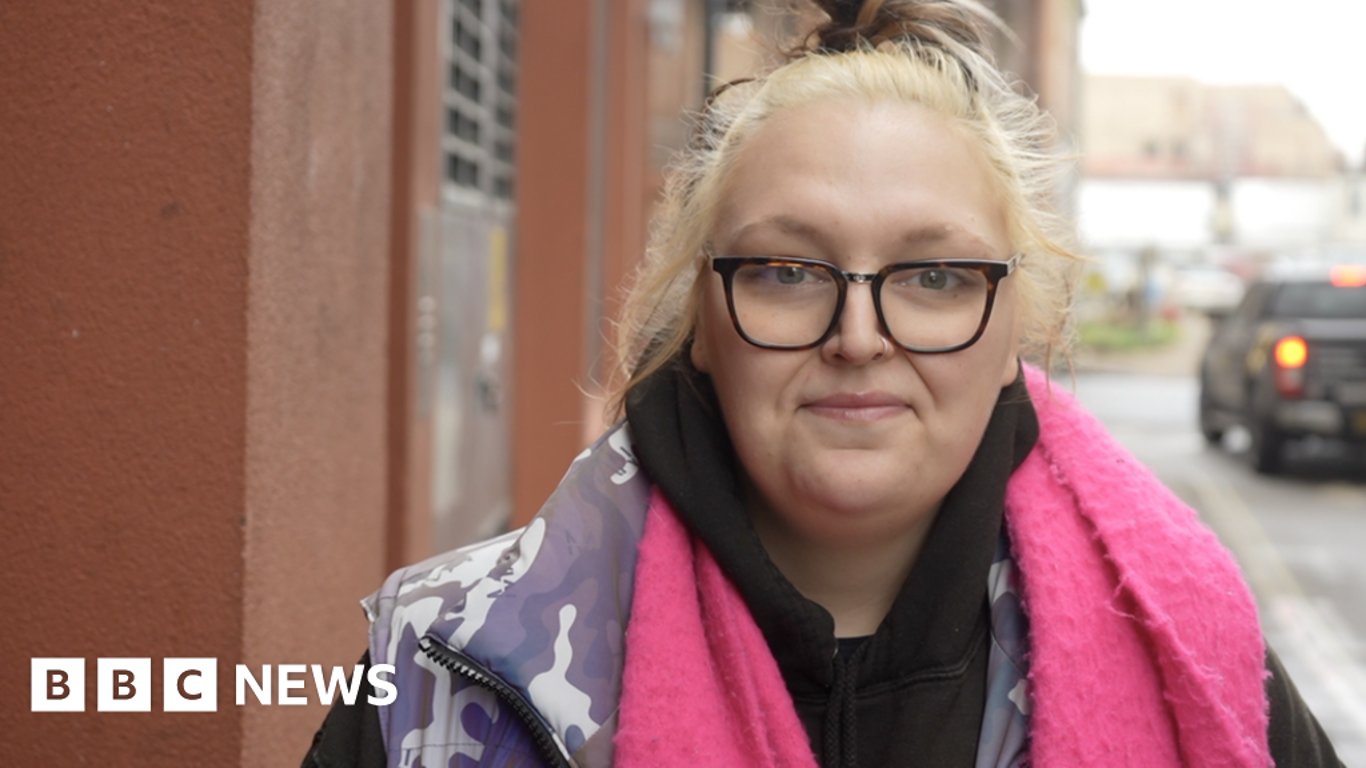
[806,0,998,59]
[819,0,863,27]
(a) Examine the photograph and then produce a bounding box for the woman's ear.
[998,296,1023,387]
[1000,354,1021,387]
[999,316,1022,387]
[690,322,711,373]
[690,269,719,373]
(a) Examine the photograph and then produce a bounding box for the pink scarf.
[614,366,1270,767]
[612,486,819,767]
[1004,367,1269,766]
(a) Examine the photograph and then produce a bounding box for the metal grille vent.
[443,0,519,199]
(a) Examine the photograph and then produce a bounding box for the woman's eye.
[911,269,961,290]
[887,267,980,295]
[742,264,825,286]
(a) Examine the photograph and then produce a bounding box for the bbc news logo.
[31,658,397,712]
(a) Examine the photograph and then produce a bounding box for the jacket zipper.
[418,635,574,768]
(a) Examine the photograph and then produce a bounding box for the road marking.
[1193,471,1366,738]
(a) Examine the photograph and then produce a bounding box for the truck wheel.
[1198,385,1224,446]
[1249,418,1285,474]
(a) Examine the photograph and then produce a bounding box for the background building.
[1079,74,1358,261]
[1084,77,1342,180]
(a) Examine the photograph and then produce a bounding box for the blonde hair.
[608,0,1080,416]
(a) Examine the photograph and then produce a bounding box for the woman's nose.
[821,283,891,364]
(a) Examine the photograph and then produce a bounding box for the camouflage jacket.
[362,423,1029,768]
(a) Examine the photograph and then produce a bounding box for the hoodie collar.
[625,356,1039,693]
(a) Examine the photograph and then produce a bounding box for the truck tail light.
[1272,336,1308,397]
[1330,264,1366,287]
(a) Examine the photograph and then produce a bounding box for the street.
[1072,371,1366,764]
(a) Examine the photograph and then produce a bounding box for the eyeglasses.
[710,254,1020,353]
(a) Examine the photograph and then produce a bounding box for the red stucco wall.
[511,1,597,525]
[0,2,254,762]
[1,2,394,765]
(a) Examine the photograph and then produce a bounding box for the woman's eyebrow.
[898,224,955,244]
[898,223,1003,250]
[725,215,994,253]
[899,226,1003,257]
[725,215,828,246]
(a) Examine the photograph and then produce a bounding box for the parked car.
[1198,264,1366,473]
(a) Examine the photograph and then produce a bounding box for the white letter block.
[98,657,151,712]
[31,658,85,712]
[164,658,218,712]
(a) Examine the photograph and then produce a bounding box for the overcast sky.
[1080,0,1366,164]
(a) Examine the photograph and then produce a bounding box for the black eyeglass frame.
[709,254,1021,354]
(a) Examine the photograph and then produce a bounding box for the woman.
[304,1,1342,766]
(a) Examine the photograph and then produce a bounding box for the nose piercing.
[878,337,891,357]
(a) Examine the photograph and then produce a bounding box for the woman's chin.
[785,471,928,532]
[794,451,925,501]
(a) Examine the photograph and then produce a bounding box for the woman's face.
[691,98,1020,547]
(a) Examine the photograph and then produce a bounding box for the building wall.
[1083,76,1342,180]
[1336,173,1366,245]
[1001,0,1082,222]
[241,1,393,762]
[1076,179,1219,251]
[1078,176,1345,253]
[388,0,443,567]
[0,2,394,764]
[1034,0,1082,139]
[1080,75,1348,251]
[0,3,254,762]
[511,0,603,524]
[1209,85,1343,178]
[511,0,694,524]
[1082,76,1213,179]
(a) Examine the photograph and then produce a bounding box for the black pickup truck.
[1198,264,1366,473]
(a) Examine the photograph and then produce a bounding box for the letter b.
[31,658,85,712]
[113,669,137,700]
[50,670,70,699]
[98,658,151,712]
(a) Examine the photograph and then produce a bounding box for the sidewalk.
[1072,313,1212,378]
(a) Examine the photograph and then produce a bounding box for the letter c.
[177,669,202,701]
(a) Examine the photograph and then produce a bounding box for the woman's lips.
[803,392,909,422]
